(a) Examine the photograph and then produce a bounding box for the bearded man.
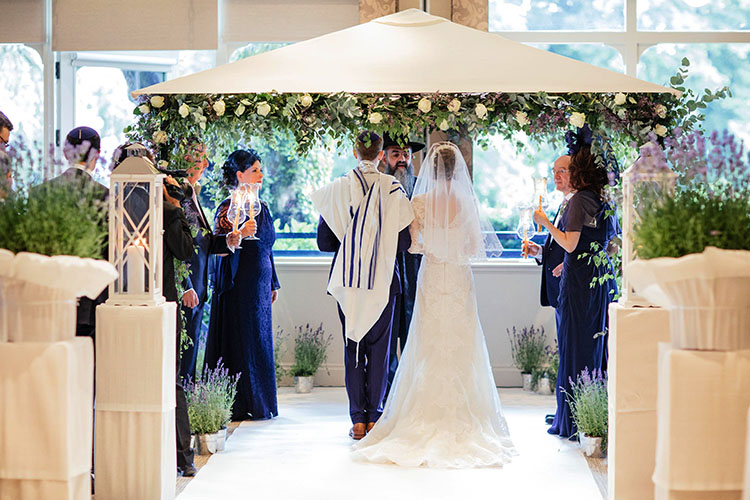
[380,133,425,395]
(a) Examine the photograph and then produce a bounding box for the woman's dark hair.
[222,149,262,188]
[568,146,608,199]
[433,145,456,180]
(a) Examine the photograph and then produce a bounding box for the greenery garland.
[126,59,728,178]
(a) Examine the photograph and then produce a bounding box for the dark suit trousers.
[175,313,195,469]
[179,301,205,382]
[338,298,396,425]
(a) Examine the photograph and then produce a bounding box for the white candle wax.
[127,244,146,294]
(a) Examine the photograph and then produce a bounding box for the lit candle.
[127,241,146,294]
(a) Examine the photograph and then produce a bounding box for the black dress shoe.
[179,464,197,477]
[545,414,554,425]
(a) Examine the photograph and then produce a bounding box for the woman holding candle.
[532,131,619,440]
[205,148,281,421]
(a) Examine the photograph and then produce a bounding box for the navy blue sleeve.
[397,226,411,252]
[316,216,340,252]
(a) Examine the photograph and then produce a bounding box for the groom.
[311,131,413,440]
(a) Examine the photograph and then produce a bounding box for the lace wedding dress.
[352,143,516,468]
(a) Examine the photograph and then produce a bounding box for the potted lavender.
[185,359,240,455]
[627,129,750,350]
[289,323,331,393]
[507,325,546,391]
[566,368,608,458]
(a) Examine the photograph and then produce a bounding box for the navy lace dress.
[548,189,619,438]
[205,199,280,420]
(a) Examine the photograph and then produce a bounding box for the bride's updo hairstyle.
[568,145,608,200]
[222,148,261,188]
[433,144,457,180]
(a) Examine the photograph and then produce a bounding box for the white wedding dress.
[352,143,516,468]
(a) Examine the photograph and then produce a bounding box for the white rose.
[368,112,383,124]
[213,100,226,116]
[152,130,168,144]
[569,111,586,128]
[256,101,271,117]
[475,103,488,119]
[178,103,190,118]
[418,97,432,113]
[654,124,668,137]
[300,94,313,108]
[614,93,627,106]
[138,104,150,114]
[438,118,450,131]
[150,95,165,108]
[447,98,461,113]
[655,104,667,119]
[515,111,529,127]
[235,104,246,117]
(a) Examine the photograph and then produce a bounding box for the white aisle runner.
[178,388,602,500]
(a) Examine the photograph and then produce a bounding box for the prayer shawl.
[311,168,414,343]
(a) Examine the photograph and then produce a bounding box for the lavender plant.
[184,358,240,435]
[290,323,331,377]
[632,129,750,259]
[507,325,546,375]
[565,368,608,445]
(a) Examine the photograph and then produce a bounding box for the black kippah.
[66,126,101,151]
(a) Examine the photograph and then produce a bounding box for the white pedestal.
[654,344,750,497]
[95,303,176,500]
[743,409,750,500]
[608,303,671,500]
[0,339,93,500]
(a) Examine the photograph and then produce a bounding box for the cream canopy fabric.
[133,9,676,97]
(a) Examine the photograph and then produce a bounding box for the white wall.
[272,257,555,388]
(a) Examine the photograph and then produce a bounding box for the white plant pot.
[627,247,750,350]
[536,377,552,395]
[521,373,533,391]
[195,428,226,455]
[579,432,606,458]
[294,375,314,393]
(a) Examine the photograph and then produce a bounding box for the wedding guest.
[523,154,574,425]
[46,127,108,339]
[311,131,413,440]
[0,111,13,196]
[533,128,619,439]
[380,133,424,396]
[178,139,236,381]
[205,149,280,421]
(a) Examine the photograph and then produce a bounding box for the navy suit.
[317,216,410,425]
[179,186,231,381]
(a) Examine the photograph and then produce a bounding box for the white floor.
[178,387,602,500]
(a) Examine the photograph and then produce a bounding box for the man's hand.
[552,263,563,278]
[523,241,541,258]
[271,290,278,304]
[182,288,199,308]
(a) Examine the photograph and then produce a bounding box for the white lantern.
[107,156,165,306]
[621,142,677,307]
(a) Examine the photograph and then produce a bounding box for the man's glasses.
[552,168,567,175]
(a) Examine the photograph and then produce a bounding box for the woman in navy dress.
[205,149,280,421]
[534,143,618,438]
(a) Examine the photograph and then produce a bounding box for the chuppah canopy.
[132,9,676,96]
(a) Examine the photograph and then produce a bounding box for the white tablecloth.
[95,409,176,500]
[655,344,750,492]
[94,302,176,500]
[95,303,176,412]
[0,338,93,500]
[608,304,671,500]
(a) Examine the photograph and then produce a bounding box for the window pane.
[230,42,289,62]
[638,0,750,31]
[530,43,625,72]
[489,0,624,31]
[0,44,44,184]
[473,135,564,257]
[638,44,750,144]
[76,66,140,183]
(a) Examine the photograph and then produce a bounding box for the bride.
[353,142,516,468]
